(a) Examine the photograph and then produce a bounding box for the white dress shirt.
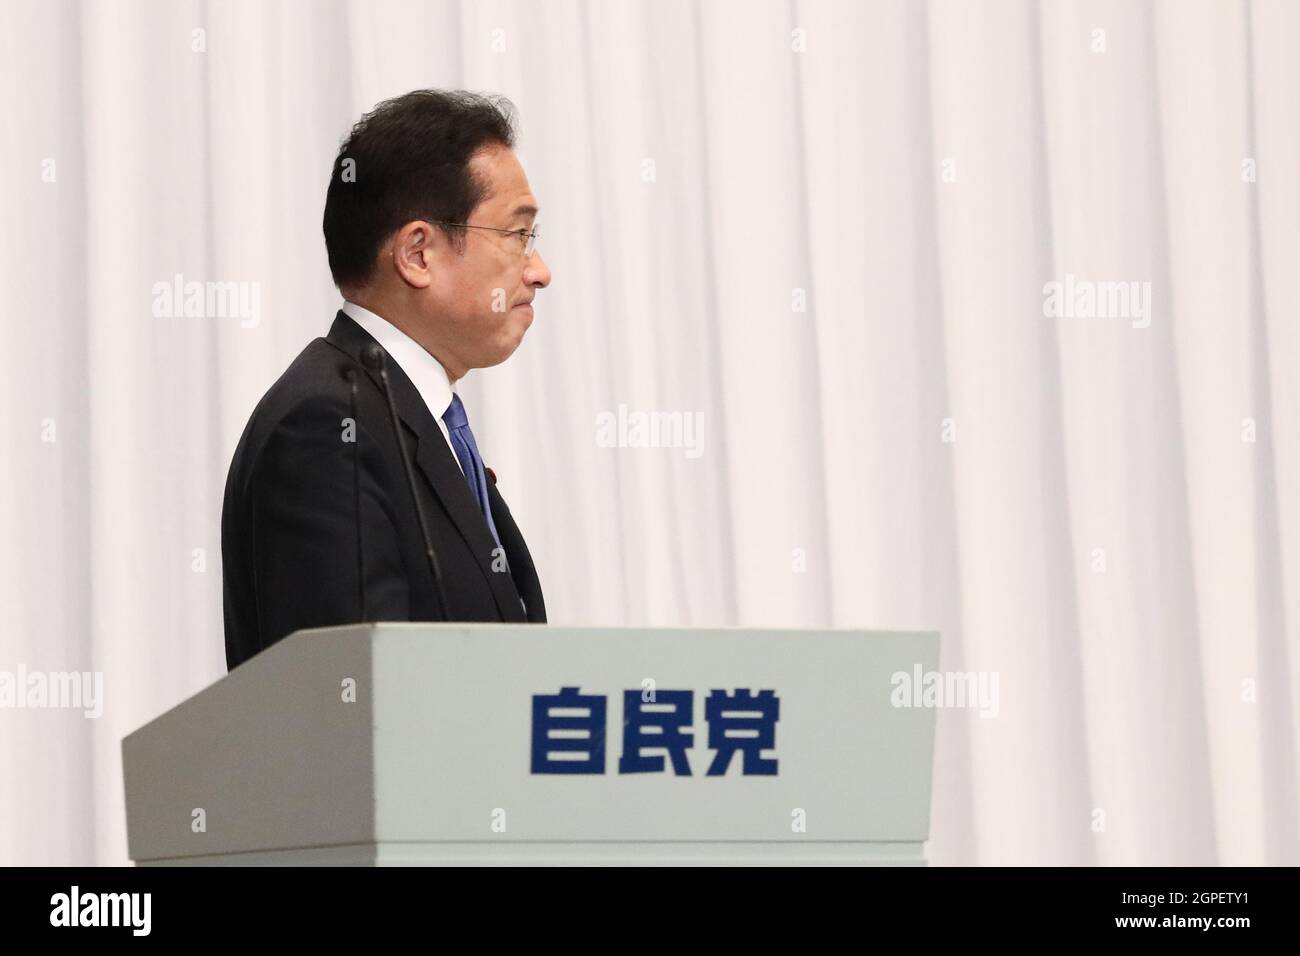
[341,300,464,475]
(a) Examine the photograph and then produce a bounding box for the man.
[222,90,551,670]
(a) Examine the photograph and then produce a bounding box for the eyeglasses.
[426,220,539,258]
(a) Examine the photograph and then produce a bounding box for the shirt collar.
[341,300,455,423]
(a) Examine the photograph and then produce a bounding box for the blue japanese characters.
[531,687,780,776]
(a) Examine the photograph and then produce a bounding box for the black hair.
[323,89,517,289]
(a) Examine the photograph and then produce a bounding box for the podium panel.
[122,624,939,865]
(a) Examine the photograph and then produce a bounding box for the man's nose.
[524,252,551,289]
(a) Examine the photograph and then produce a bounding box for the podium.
[122,624,939,865]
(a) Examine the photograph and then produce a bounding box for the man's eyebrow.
[510,203,539,221]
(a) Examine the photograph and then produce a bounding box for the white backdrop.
[2,0,1298,866]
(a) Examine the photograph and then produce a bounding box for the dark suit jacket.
[222,311,545,670]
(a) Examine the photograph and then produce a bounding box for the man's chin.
[480,338,525,369]
[504,320,532,355]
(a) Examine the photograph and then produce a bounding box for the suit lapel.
[487,477,547,623]
[410,425,526,620]
[325,311,525,621]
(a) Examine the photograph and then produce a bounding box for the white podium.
[122,624,939,866]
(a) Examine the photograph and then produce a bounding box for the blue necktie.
[441,394,502,552]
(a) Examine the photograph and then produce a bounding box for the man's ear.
[391,221,436,289]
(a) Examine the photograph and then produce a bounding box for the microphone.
[340,366,365,622]
[360,343,451,619]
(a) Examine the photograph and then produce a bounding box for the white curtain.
[2,0,1297,866]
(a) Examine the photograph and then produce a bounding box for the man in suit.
[222,90,551,670]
